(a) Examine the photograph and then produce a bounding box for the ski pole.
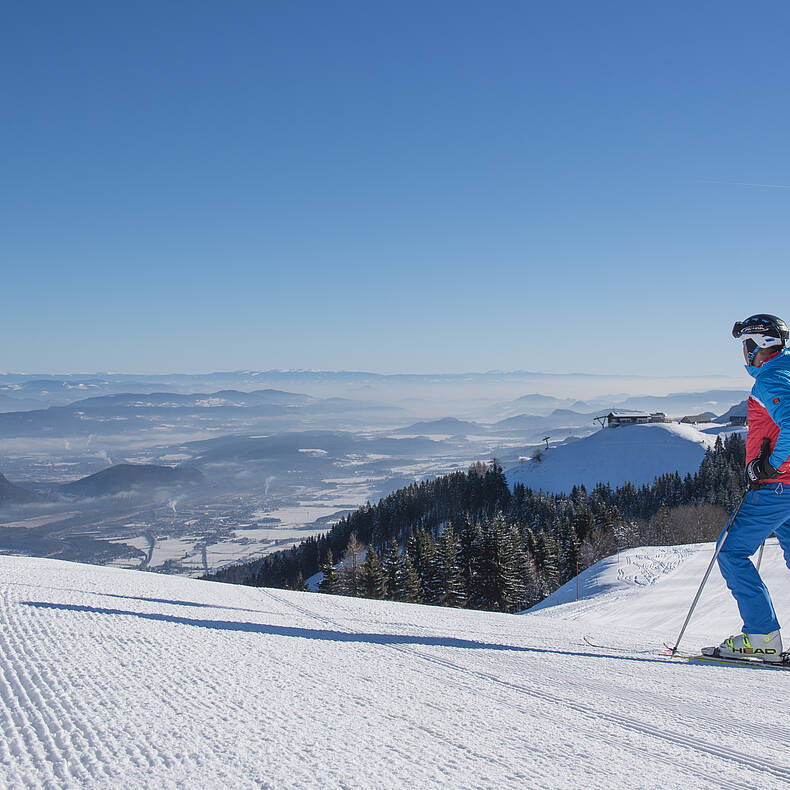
[668,488,749,656]
[750,440,774,574]
[755,540,766,573]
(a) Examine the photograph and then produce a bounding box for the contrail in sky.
[702,179,790,189]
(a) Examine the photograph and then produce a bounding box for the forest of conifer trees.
[207,434,746,613]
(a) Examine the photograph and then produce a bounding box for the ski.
[660,643,790,670]
[661,653,790,670]
[586,636,790,669]
[661,642,710,659]
[581,636,658,655]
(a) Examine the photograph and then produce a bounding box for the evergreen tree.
[383,537,401,600]
[558,518,581,584]
[517,542,543,610]
[408,529,442,604]
[476,514,520,612]
[482,460,510,514]
[457,515,482,605]
[572,506,595,545]
[539,529,561,595]
[504,528,530,611]
[360,545,387,600]
[318,549,339,594]
[438,524,467,608]
[394,552,423,603]
[339,532,364,597]
[648,504,673,544]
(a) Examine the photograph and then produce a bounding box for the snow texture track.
[1,554,789,789]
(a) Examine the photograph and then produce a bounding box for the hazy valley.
[0,370,748,576]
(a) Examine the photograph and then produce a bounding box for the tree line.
[206,433,746,613]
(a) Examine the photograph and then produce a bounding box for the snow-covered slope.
[1,551,789,789]
[527,539,790,636]
[506,422,740,494]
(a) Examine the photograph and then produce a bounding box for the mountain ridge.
[60,463,205,498]
[0,473,40,506]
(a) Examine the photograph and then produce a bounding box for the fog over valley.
[0,370,748,576]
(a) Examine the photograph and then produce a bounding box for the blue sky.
[2,1,789,376]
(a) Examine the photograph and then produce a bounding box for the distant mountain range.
[60,464,205,498]
[612,390,749,415]
[378,387,750,452]
[183,430,445,464]
[0,464,205,507]
[0,388,400,439]
[73,389,313,409]
[0,474,40,506]
[714,400,748,424]
[492,409,598,435]
[0,370,745,414]
[394,418,482,435]
[0,370,749,449]
[485,388,748,422]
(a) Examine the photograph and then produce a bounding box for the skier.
[702,314,790,662]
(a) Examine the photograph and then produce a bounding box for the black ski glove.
[746,439,779,488]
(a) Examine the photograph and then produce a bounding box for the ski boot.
[702,631,784,663]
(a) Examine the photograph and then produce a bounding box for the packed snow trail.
[1,554,789,789]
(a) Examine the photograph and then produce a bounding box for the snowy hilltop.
[506,422,742,494]
[1,549,789,789]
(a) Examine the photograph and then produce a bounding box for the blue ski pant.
[717,484,790,634]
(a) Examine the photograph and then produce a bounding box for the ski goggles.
[742,338,760,364]
[732,320,782,345]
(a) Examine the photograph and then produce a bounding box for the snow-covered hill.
[2,550,790,788]
[506,422,743,494]
[527,539,790,634]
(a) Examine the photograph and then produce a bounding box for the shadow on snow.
[5,582,271,615]
[23,600,673,665]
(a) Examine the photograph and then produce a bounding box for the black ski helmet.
[732,313,788,363]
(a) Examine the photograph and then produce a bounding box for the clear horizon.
[0,366,745,380]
